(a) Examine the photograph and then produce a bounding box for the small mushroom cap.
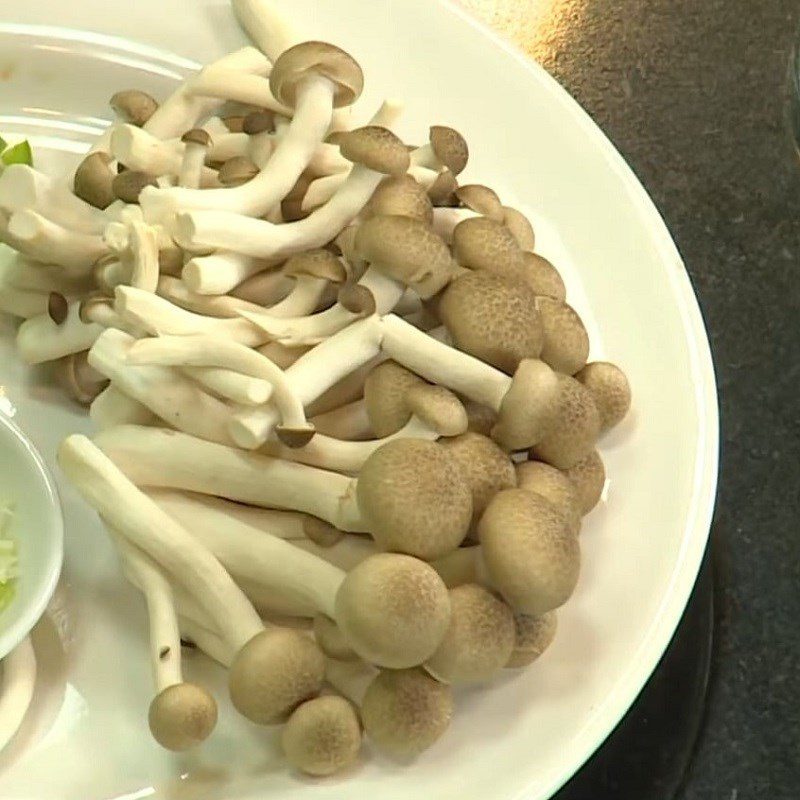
[456,184,503,221]
[492,359,561,451]
[275,424,316,449]
[502,206,536,250]
[335,225,366,278]
[282,695,362,776]
[439,270,543,374]
[357,438,473,559]
[355,215,455,299]
[429,126,469,175]
[425,583,515,684]
[181,128,212,147]
[110,89,159,126]
[405,384,468,437]
[364,360,424,436]
[55,351,109,406]
[148,682,218,752]
[519,252,566,301]
[532,376,601,470]
[159,246,185,277]
[284,248,347,283]
[303,516,344,547]
[47,291,69,325]
[340,126,410,175]
[218,156,259,187]
[536,297,590,375]
[562,450,606,515]
[111,170,156,204]
[367,174,434,224]
[439,432,517,526]
[270,41,364,108]
[73,152,116,210]
[335,553,452,668]
[222,115,246,133]
[242,110,275,135]
[452,216,520,273]
[464,399,498,437]
[575,361,632,431]
[361,668,453,758]
[337,282,376,316]
[229,628,326,724]
[428,169,459,206]
[313,615,358,660]
[516,460,582,534]
[478,488,580,615]
[506,611,557,668]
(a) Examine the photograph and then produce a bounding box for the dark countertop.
[525,1,800,796]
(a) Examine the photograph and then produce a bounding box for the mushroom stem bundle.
[16,302,103,364]
[181,252,278,296]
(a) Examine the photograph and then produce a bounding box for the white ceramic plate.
[0,1,719,798]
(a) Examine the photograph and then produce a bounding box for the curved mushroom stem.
[182,366,273,406]
[179,616,233,668]
[262,275,330,319]
[0,637,37,753]
[311,398,374,441]
[157,276,268,318]
[231,0,301,62]
[16,302,103,365]
[181,252,277,296]
[90,385,157,430]
[187,70,291,116]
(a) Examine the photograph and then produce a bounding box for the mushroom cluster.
[0,0,632,779]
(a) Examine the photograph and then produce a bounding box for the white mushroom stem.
[182,252,279,296]
[180,617,233,668]
[306,142,350,178]
[188,70,291,116]
[95,258,130,291]
[89,329,236,445]
[311,399,373,441]
[129,222,160,293]
[431,207,480,243]
[231,0,301,62]
[409,144,445,172]
[262,275,330,319]
[408,166,440,188]
[90,385,157,430]
[57,435,264,652]
[126,335,309,432]
[0,165,106,235]
[5,254,92,295]
[157,276,267,318]
[16,303,103,364]
[257,341,310,369]
[324,658,375,705]
[205,132,251,162]
[0,637,37,753]
[0,262,50,318]
[182,366,272,406]
[6,211,108,274]
[300,171,347,212]
[92,425,367,532]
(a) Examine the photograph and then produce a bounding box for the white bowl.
[0,413,64,660]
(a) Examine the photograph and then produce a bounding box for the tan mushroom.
[562,449,606,515]
[516,460,582,534]
[218,156,259,187]
[242,110,275,166]
[110,90,159,127]
[536,297,590,375]
[506,611,557,668]
[452,216,520,274]
[575,361,632,431]
[339,126,410,176]
[456,184,504,222]
[73,152,116,210]
[179,128,213,190]
[502,206,536,250]
[313,614,358,660]
[427,169,459,207]
[366,174,434,224]
[519,252,566,301]
[112,170,156,204]
[411,126,469,175]
[148,682,218,752]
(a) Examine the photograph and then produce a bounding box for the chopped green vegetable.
[0,501,17,613]
[1,140,33,167]
[0,135,7,153]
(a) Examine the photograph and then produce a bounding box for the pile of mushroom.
[0,0,632,778]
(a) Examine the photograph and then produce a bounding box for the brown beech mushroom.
[340,125,410,176]
[411,126,469,176]
[455,184,504,222]
[149,682,218,752]
[112,170,156,204]
[519,252,567,301]
[506,611,557,668]
[282,695,362,776]
[531,376,601,470]
[452,216,521,275]
[111,90,159,127]
[366,174,434,224]
[516,460,582,535]
[425,583,515,685]
[535,296,590,375]
[179,128,213,189]
[218,155,259,187]
[502,206,536,250]
[575,361,632,431]
[439,270,543,374]
[477,488,580,615]
[562,449,606,515]
[428,169,459,206]
[73,152,116,210]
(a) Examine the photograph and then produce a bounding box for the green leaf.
[1,140,33,167]
[0,135,7,153]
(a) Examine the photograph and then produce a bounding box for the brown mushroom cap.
[492,359,561,451]
[531,376,601,469]
[367,174,434,224]
[73,152,116,210]
[428,169,459,206]
[536,297,590,375]
[337,282,376,316]
[429,126,469,175]
[439,270,543,374]
[478,488,580,615]
[354,214,455,299]
[112,170,156,204]
[452,216,521,273]
[110,90,159,127]
[335,553,452,668]
[284,248,347,283]
[361,668,453,758]
[275,424,316,449]
[218,156,259,188]
[47,291,69,325]
[506,611,558,668]
[222,115,246,133]
[270,41,364,109]
[562,450,606,515]
[228,628,326,724]
[575,361,632,431]
[242,110,275,136]
[181,128,212,147]
[148,682,218,751]
[282,695,362,776]
[516,460,582,534]
[456,184,503,222]
[55,351,109,406]
[339,126,410,176]
[518,252,567,301]
[303,516,344,547]
[502,206,536,250]
[364,361,424,436]
[439,432,517,526]
[463,399,498,437]
[357,438,473,559]
[425,583,515,684]
[405,384,468,437]
[313,615,358,660]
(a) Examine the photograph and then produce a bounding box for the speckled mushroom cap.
[73,152,116,210]
[148,683,218,752]
[405,384,469,437]
[335,553,452,668]
[439,432,517,526]
[284,248,347,283]
[181,128,212,148]
[506,611,558,668]
[361,668,453,758]
[439,270,544,374]
[428,126,469,175]
[478,488,580,615]
[364,360,425,436]
[242,110,275,136]
[340,126,410,176]
[516,460,582,535]
[464,399,498,437]
[427,169,460,206]
[110,90,159,126]
[270,41,364,108]
[354,214,456,299]
[218,156,259,187]
[502,206,536,250]
[111,170,156,204]
[562,449,606,515]
[536,297,590,375]
[456,184,504,221]
[367,175,434,224]
[518,252,567,301]
[452,216,520,273]
[228,628,326,724]
[282,695,362,776]
[532,376,601,470]
[357,438,473,559]
[575,361,632,431]
[425,583,516,685]
[492,359,561,451]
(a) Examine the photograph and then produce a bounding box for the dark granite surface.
[538,1,800,797]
